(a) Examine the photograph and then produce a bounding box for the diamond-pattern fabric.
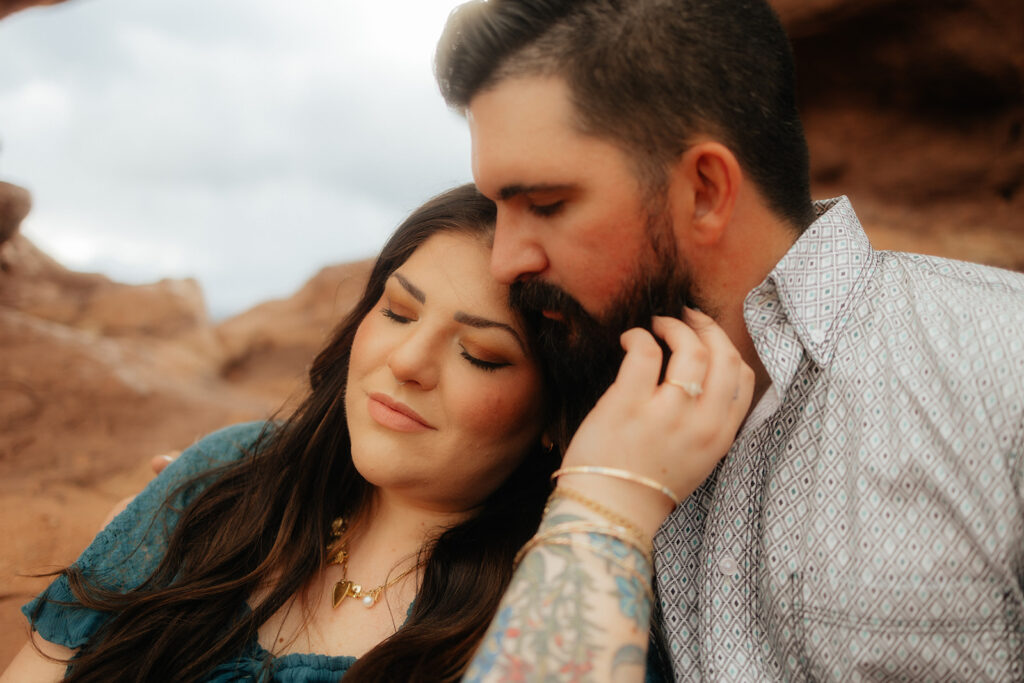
[655,197,1024,681]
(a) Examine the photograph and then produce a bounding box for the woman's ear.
[668,141,742,247]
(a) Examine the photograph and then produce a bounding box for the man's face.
[469,76,695,426]
[469,75,673,319]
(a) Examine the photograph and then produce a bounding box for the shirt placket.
[701,425,773,681]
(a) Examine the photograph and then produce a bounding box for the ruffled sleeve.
[21,421,271,649]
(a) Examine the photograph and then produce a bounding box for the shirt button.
[810,329,826,344]
[718,555,738,576]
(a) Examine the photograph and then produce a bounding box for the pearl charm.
[362,595,375,607]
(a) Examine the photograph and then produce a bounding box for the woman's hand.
[558,308,754,532]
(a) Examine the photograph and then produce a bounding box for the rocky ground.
[0,233,372,664]
[1,0,1021,668]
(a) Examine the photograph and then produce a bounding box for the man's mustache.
[508,279,600,342]
[508,278,628,446]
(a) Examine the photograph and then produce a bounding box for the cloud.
[0,0,472,318]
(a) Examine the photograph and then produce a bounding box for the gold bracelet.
[518,522,651,562]
[550,486,649,544]
[552,465,680,506]
[517,536,655,604]
[514,521,652,568]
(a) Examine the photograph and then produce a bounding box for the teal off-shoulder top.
[22,421,356,681]
[23,421,669,682]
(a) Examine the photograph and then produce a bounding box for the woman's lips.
[367,393,436,432]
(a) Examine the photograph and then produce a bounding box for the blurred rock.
[772,0,1024,270]
[0,0,70,21]
[0,182,31,269]
[0,234,369,662]
[216,259,373,403]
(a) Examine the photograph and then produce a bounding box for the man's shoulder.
[874,251,1024,339]
[881,250,1024,299]
[861,252,1024,375]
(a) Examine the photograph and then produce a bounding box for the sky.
[0,0,472,318]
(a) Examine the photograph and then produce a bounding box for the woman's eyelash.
[460,348,510,372]
[382,307,411,323]
[528,201,564,217]
[383,308,509,371]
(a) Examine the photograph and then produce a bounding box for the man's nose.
[490,212,548,285]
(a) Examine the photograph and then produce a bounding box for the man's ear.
[668,141,742,246]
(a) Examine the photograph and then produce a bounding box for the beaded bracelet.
[552,465,680,506]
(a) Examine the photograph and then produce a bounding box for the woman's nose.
[386,326,440,389]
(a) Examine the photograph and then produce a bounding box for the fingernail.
[158,454,176,463]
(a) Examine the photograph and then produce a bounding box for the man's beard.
[509,212,695,446]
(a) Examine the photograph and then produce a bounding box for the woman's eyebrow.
[454,312,526,353]
[393,273,425,303]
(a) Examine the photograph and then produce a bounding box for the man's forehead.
[467,76,575,135]
[467,77,597,195]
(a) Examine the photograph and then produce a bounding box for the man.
[436,0,1024,680]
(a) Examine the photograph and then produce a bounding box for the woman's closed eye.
[459,345,511,372]
[382,306,414,324]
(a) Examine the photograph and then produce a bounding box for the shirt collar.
[744,196,878,391]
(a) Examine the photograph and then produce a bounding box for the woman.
[5,184,563,682]
[3,184,745,682]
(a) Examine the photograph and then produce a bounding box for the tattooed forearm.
[464,498,654,682]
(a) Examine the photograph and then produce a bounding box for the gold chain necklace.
[328,517,418,609]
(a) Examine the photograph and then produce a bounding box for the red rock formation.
[216,259,373,404]
[0,235,368,664]
[772,0,1024,270]
[0,181,31,274]
[0,0,69,21]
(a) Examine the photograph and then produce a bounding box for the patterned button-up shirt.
[655,197,1024,681]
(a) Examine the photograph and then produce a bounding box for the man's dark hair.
[436,0,816,229]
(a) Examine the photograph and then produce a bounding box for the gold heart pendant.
[332,580,361,608]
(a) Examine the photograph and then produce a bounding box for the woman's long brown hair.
[38,184,564,682]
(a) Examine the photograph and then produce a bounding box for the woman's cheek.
[466,377,543,439]
[348,316,375,373]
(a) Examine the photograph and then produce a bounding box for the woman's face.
[345,231,545,512]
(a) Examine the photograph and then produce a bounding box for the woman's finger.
[682,307,745,407]
[610,327,666,396]
[150,451,179,476]
[651,315,708,399]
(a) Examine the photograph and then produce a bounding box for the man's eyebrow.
[497,183,575,201]
[454,312,526,352]
[393,273,425,303]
